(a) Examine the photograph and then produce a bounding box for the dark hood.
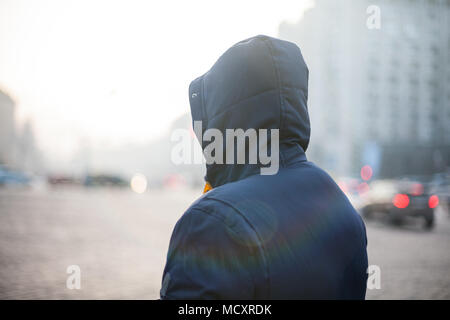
[189,35,310,188]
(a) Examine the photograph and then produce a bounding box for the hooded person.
[160,35,368,299]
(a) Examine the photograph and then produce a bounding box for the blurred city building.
[0,89,43,174]
[15,119,44,174]
[0,90,15,167]
[279,0,450,178]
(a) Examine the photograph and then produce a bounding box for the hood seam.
[262,37,285,142]
[206,88,278,124]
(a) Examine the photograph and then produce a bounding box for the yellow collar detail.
[203,181,213,194]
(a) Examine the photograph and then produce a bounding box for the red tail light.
[428,195,439,208]
[393,194,409,209]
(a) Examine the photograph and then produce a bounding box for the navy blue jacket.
[160,35,368,299]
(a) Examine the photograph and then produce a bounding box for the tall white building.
[279,0,450,177]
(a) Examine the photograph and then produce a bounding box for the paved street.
[0,187,449,299]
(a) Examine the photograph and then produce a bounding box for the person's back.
[160,35,368,299]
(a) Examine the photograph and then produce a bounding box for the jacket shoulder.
[183,189,258,241]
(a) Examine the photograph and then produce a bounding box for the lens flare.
[360,165,373,181]
[357,182,370,195]
[130,173,147,194]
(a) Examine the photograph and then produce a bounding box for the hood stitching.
[262,38,285,142]
[262,37,286,168]
[201,76,208,133]
[206,88,279,124]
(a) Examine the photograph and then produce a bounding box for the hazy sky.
[0,0,313,161]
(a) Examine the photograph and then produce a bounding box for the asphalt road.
[0,187,449,299]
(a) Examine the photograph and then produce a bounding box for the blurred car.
[360,177,439,230]
[48,175,81,186]
[84,174,128,187]
[0,165,31,187]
